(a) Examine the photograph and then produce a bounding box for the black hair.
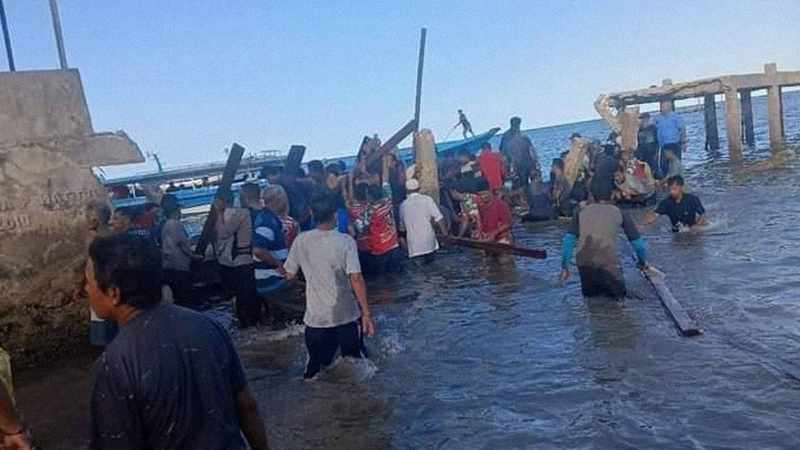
[240,182,261,205]
[337,160,347,171]
[590,178,613,201]
[667,175,685,187]
[310,188,338,224]
[308,160,324,175]
[481,142,491,150]
[88,234,163,309]
[86,200,111,224]
[570,132,582,140]
[552,158,565,171]
[160,194,180,216]
[326,163,342,176]
[367,183,385,202]
[261,165,281,178]
[354,182,369,202]
[510,116,521,126]
[295,167,307,178]
[456,149,474,160]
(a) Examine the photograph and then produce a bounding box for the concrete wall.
[0,69,142,365]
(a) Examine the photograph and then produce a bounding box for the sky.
[3,0,799,176]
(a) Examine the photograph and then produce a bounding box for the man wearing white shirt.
[399,179,447,262]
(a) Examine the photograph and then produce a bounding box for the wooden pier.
[595,63,800,160]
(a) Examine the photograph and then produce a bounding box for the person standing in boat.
[499,116,541,207]
[283,189,376,379]
[560,179,648,298]
[456,109,475,139]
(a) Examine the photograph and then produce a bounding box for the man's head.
[569,132,582,142]
[86,200,111,231]
[510,116,522,130]
[458,109,463,114]
[261,165,281,183]
[456,149,473,164]
[326,163,342,177]
[551,158,565,176]
[310,188,338,225]
[160,194,180,219]
[405,178,420,193]
[263,185,289,216]
[590,178,613,202]
[481,142,492,153]
[239,182,262,209]
[667,175,685,199]
[110,208,135,234]
[308,160,326,184]
[639,112,651,126]
[85,234,163,321]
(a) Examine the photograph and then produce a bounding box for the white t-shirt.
[399,193,444,258]
[283,229,362,328]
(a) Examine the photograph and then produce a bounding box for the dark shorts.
[163,269,193,304]
[361,247,404,276]
[219,264,261,327]
[578,265,626,298]
[304,320,366,379]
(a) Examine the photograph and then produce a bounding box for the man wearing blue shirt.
[654,106,687,175]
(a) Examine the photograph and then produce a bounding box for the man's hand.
[361,314,376,337]
[276,264,287,277]
[559,268,570,285]
[3,430,33,450]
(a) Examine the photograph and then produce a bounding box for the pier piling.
[765,63,784,154]
[740,89,755,147]
[703,94,719,151]
[724,89,743,160]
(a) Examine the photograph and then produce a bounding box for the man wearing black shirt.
[644,175,708,232]
[636,112,661,178]
[86,234,270,449]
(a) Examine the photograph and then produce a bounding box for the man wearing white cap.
[399,179,447,262]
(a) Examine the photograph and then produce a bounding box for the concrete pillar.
[703,94,720,151]
[724,89,743,160]
[740,89,755,146]
[765,63,784,154]
[620,106,640,153]
[659,79,675,113]
[413,129,439,204]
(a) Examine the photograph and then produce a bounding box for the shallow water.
[14,92,800,449]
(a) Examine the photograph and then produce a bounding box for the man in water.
[499,116,541,205]
[399,178,447,262]
[160,194,197,305]
[560,180,648,298]
[644,175,708,232]
[479,191,513,244]
[456,109,475,139]
[86,234,269,449]
[637,112,661,178]
[284,189,376,379]
[241,183,288,306]
[654,104,687,175]
[478,142,505,191]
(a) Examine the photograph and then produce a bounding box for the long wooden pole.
[444,236,547,259]
[413,28,426,131]
[48,0,68,69]
[642,268,702,337]
[194,143,245,256]
[0,0,14,71]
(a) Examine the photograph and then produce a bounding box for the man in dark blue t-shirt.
[86,234,269,450]
[644,175,708,232]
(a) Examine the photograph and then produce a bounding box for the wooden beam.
[724,89,743,160]
[740,89,755,146]
[642,268,702,337]
[444,236,547,259]
[284,144,306,176]
[620,106,639,153]
[703,94,719,151]
[414,28,426,131]
[414,129,439,204]
[194,143,245,256]
[363,118,418,168]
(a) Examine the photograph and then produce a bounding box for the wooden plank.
[284,144,306,175]
[194,143,245,256]
[444,236,546,259]
[363,119,418,169]
[642,268,702,337]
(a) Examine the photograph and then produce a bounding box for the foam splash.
[313,356,378,384]
[261,323,306,342]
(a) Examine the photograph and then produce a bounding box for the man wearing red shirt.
[478,142,505,191]
[479,191,513,244]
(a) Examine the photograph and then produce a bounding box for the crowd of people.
[0,107,716,448]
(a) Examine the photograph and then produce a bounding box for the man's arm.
[0,382,31,450]
[236,387,270,450]
[622,212,647,268]
[349,272,375,337]
[282,238,300,281]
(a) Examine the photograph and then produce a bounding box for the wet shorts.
[304,320,366,379]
